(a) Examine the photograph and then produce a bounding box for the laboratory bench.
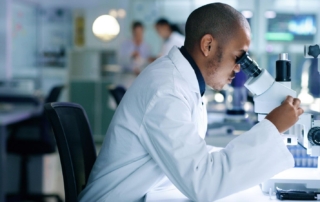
[145,134,319,202]
[145,184,316,202]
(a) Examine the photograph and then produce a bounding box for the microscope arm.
[244,68,296,115]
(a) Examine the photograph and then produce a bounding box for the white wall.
[4,0,319,82]
[0,0,11,79]
[10,0,39,79]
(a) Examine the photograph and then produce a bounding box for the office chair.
[6,85,64,202]
[0,95,40,106]
[45,86,64,104]
[108,85,126,106]
[44,102,97,202]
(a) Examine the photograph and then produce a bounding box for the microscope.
[236,45,320,193]
[304,44,320,73]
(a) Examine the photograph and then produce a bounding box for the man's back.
[78,50,199,202]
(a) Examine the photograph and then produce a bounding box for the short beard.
[207,45,223,76]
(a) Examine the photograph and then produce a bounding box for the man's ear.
[200,34,217,57]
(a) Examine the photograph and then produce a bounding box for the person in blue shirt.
[119,21,151,75]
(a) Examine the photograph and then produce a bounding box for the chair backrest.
[109,86,126,106]
[45,85,64,103]
[44,102,97,202]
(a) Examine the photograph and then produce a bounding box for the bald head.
[184,3,250,50]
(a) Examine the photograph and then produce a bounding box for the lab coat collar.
[168,46,201,95]
[179,46,206,96]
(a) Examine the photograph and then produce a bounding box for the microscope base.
[261,168,320,193]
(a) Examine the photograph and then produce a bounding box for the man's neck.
[180,46,206,96]
[186,46,206,80]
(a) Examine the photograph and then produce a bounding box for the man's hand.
[265,96,304,133]
[133,67,141,75]
[131,51,140,59]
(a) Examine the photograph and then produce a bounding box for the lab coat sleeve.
[140,91,294,202]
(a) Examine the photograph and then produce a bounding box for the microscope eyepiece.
[236,52,262,78]
[275,53,291,82]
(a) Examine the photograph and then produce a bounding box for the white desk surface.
[145,185,315,202]
[145,135,317,202]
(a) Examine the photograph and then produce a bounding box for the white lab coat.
[160,31,185,56]
[78,46,294,202]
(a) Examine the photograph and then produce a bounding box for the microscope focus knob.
[308,44,320,58]
[308,127,320,146]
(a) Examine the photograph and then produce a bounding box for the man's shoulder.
[143,56,187,86]
[133,56,194,101]
[138,56,177,89]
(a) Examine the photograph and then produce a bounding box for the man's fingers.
[285,95,294,104]
[293,98,301,107]
[297,107,304,116]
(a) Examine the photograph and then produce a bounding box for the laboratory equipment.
[303,44,320,112]
[266,13,317,42]
[225,70,247,117]
[305,44,320,73]
[206,70,254,136]
[287,145,318,168]
[237,51,320,156]
[236,51,320,193]
[276,188,320,200]
[304,44,320,59]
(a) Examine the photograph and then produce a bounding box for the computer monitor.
[266,13,317,42]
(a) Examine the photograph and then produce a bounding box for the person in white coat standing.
[79,3,303,202]
[155,18,185,56]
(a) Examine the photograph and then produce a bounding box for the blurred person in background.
[119,21,151,75]
[155,18,185,56]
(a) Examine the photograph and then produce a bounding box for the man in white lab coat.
[155,18,185,56]
[79,3,303,202]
